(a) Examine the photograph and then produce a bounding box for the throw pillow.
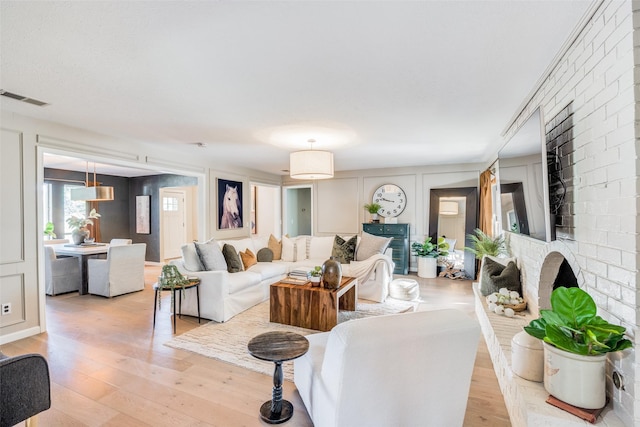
[480,257,521,295]
[257,247,274,262]
[222,244,243,273]
[268,234,282,260]
[281,236,295,262]
[239,248,257,270]
[180,243,203,271]
[356,231,393,261]
[331,235,357,264]
[194,241,227,271]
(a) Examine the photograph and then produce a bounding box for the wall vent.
[0,89,49,106]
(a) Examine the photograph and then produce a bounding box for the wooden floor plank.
[1,264,510,426]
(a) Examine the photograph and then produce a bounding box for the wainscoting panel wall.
[316,178,359,235]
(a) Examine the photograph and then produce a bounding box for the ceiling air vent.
[0,89,49,106]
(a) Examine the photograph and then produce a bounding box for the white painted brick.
[615,101,635,126]
[583,73,607,101]
[597,276,623,298]
[607,231,637,252]
[594,148,621,169]
[596,214,621,231]
[608,264,636,286]
[585,167,608,186]
[597,245,623,265]
[594,80,620,107]
[605,121,635,147]
[620,251,637,270]
[605,14,632,53]
[619,214,638,233]
[620,284,636,303]
[579,241,598,258]
[608,158,636,181]
[592,113,619,139]
[606,196,636,215]
[587,258,609,277]
[608,299,636,325]
[605,88,634,117]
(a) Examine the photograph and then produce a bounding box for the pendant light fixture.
[289,139,334,180]
[70,162,115,201]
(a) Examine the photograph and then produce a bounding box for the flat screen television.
[497,108,552,242]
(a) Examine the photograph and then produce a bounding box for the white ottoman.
[389,278,420,301]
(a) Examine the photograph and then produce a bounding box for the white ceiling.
[1,1,593,176]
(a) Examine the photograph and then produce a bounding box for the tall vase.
[321,257,342,289]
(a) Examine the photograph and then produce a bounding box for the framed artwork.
[217,178,243,229]
[136,195,150,234]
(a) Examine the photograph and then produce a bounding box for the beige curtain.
[479,169,493,236]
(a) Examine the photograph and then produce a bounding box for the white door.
[160,189,186,261]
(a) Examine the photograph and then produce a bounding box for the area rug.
[165,298,416,381]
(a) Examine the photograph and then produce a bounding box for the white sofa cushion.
[228,271,262,294]
[281,236,295,261]
[295,236,308,261]
[308,236,334,260]
[247,262,288,281]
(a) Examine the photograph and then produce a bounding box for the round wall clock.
[373,184,407,217]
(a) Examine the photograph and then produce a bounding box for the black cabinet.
[362,223,410,275]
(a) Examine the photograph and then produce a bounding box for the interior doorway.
[250,183,282,238]
[160,188,188,261]
[283,185,312,237]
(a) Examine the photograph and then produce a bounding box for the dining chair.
[44,246,81,295]
[109,238,132,246]
[88,243,146,297]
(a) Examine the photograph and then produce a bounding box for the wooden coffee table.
[270,276,357,331]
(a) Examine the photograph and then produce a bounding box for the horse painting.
[220,183,242,229]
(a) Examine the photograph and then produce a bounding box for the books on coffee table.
[280,276,309,285]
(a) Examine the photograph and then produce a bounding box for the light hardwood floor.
[1,265,511,426]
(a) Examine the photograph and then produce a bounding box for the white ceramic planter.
[511,331,543,382]
[417,257,437,278]
[543,342,607,409]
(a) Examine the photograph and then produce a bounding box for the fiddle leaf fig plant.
[524,286,632,356]
[411,236,449,258]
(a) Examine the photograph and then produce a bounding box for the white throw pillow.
[181,243,203,271]
[295,236,308,261]
[309,236,335,259]
[281,236,295,262]
[195,241,227,271]
[356,232,392,261]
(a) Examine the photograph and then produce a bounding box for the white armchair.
[44,246,81,295]
[294,309,480,427]
[88,243,146,297]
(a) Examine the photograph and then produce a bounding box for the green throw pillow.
[257,247,274,262]
[222,244,243,273]
[331,235,357,264]
[480,257,521,296]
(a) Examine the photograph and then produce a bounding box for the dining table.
[51,243,110,295]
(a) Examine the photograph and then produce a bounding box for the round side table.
[248,331,309,424]
[153,279,200,334]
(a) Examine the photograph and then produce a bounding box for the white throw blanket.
[347,254,395,285]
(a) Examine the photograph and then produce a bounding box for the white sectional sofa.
[171,235,394,323]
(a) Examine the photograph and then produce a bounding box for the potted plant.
[524,286,632,409]
[411,237,449,278]
[66,208,101,245]
[44,221,57,239]
[464,228,506,259]
[363,203,382,223]
[309,266,322,287]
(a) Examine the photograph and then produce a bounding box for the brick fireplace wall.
[501,1,639,424]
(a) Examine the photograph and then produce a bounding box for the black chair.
[0,352,51,427]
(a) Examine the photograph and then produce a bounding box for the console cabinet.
[362,223,409,275]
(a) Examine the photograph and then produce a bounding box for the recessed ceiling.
[1,1,593,175]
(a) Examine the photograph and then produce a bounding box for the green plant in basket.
[411,236,449,258]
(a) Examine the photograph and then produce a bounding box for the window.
[63,185,87,237]
[163,196,178,211]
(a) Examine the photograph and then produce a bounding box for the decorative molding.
[0,326,41,346]
[145,156,206,174]
[0,129,25,264]
[37,135,140,162]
